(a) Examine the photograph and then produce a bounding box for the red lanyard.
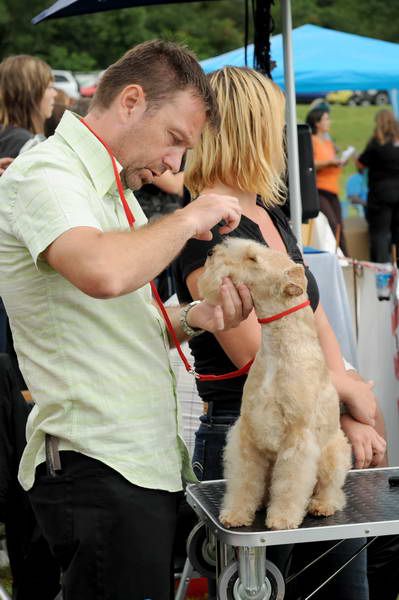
[79,118,308,381]
[258,300,310,324]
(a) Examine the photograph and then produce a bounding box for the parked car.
[79,70,105,98]
[362,89,390,105]
[52,70,80,99]
[326,90,354,105]
[327,89,390,107]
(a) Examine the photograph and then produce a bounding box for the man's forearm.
[44,209,195,299]
[97,210,194,296]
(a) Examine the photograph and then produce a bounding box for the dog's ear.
[282,264,305,297]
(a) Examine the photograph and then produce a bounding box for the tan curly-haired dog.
[198,238,351,530]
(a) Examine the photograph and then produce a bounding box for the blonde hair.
[0,55,53,134]
[185,66,286,206]
[373,109,399,145]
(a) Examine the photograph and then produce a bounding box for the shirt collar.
[55,110,123,197]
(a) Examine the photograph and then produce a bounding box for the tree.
[0,0,398,71]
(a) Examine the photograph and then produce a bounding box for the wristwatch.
[180,300,205,338]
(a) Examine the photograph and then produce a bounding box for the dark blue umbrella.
[32,0,215,24]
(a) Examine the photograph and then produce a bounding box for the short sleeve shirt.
[0,110,194,491]
[312,135,341,195]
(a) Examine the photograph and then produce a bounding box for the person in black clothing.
[0,354,60,600]
[358,109,399,263]
[174,67,391,599]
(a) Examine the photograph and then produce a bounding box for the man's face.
[119,89,207,191]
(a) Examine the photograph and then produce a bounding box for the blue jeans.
[193,414,369,600]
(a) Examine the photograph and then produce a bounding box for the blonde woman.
[174,67,386,599]
[0,55,56,158]
[358,109,399,263]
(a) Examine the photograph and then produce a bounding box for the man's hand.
[180,193,241,241]
[0,157,13,176]
[336,372,377,427]
[341,413,387,468]
[187,277,253,333]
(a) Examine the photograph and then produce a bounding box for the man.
[0,41,253,599]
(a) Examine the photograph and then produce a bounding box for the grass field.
[296,103,382,197]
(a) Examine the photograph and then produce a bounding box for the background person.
[346,165,368,214]
[358,109,399,264]
[44,88,72,138]
[0,55,57,390]
[0,55,56,157]
[306,108,348,255]
[0,40,253,600]
[174,66,386,600]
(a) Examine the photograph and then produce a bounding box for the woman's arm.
[340,413,387,468]
[186,266,261,367]
[312,304,387,467]
[314,303,377,426]
[314,158,342,171]
[153,170,184,197]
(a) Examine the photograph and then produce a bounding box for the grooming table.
[185,467,399,599]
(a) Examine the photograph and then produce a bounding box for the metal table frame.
[185,467,399,599]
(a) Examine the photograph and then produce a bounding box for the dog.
[198,238,351,530]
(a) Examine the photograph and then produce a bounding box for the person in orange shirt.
[306,108,348,255]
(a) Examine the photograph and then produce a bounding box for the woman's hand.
[187,277,253,333]
[332,371,377,427]
[0,157,13,175]
[341,413,387,468]
[329,158,343,167]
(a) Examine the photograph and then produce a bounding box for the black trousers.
[28,451,181,600]
[0,353,60,600]
[366,202,399,264]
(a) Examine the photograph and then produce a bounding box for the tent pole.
[281,0,302,245]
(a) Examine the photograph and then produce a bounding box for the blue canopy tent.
[201,24,399,95]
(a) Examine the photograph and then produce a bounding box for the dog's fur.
[198,238,351,530]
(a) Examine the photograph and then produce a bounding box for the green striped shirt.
[0,110,195,491]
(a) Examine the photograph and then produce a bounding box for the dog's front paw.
[308,495,345,517]
[219,509,254,528]
[266,511,301,530]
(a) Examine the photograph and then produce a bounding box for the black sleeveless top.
[173,203,320,411]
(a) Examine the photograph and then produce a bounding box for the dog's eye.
[207,249,214,257]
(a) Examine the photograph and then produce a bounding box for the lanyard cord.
[79,118,308,381]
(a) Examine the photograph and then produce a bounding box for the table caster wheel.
[186,522,217,579]
[218,559,285,600]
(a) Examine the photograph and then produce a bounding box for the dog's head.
[198,238,307,311]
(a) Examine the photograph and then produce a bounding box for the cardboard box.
[344,217,369,261]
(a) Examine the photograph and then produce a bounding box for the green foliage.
[0,0,398,71]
